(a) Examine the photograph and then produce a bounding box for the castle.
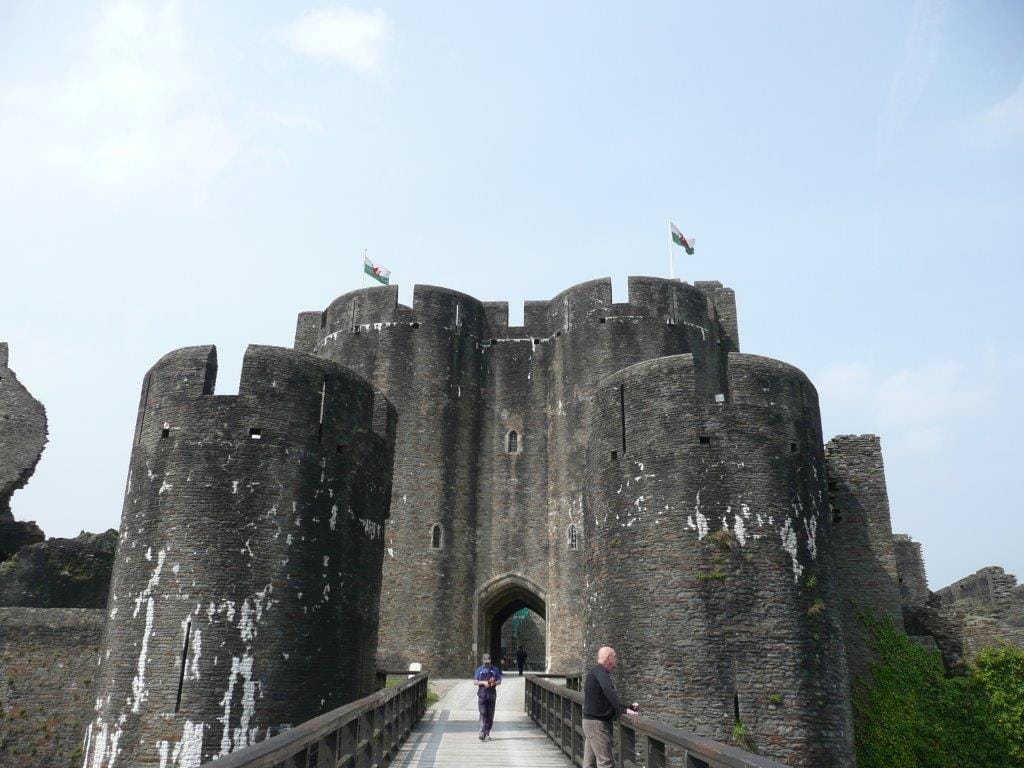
[1,278,1021,768]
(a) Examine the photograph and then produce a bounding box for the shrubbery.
[854,615,1024,768]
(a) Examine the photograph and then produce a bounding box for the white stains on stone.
[322,584,330,601]
[805,516,818,559]
[145,547,152,562]
[329,505,338,530]
[83,718,124,768]
[780,518,803,581]
[733,514,747,546]
[157,720,204,768]
[360,518,382,539]
[129,549,166,713]
[189,630,202,680]
[693,492,709,540]
[232,481,240,494]
[158,480,173,495]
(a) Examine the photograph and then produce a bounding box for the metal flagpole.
[668,219,675,279]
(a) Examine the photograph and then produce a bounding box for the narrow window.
[599,317,607,324]
[175,620,192,713]
[733,692,741,722]
[336,444,345,455]
[666,317,676,326]
[317,378,326,442]
[161,425,170,439]
[790,442,798,453]
[250,428,262,440]
[567,524,579,551]
[619,384,626,455]
[831,506,842,524]
[411,322,421,329]
[699,435,711,446]
[533,338,542,344]
[507,430,519,453]
[430,524,443,549]
[610,450,618,460]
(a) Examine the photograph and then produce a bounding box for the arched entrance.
[474,573,547,670]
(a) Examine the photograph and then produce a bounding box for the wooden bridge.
[214,672,789,768]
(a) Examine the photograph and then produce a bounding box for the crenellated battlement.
[136,344,395,451]
[295,276,738,350]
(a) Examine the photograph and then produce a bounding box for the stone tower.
[294,277,739,675]
[84,345,395,767]
[583,353,854,767]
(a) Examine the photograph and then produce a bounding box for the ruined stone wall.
[0,343,47,559]
[893,533,929,608]
[0,530,117,608]
[0,608,103,767]
[583,353,854,768]
[935,567,1024,660]
[825,435,904,690]
[297,277,734,674]
[84,345,395,768]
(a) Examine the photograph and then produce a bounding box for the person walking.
[582,646,637,768]
[516,645,528,676]
[473,652,502,741]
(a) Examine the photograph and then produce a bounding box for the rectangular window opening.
[610,450,618,460]
[599,317,607,324]
[175,620,192,713]
[699,435,711,446]
[619,384,627,455]
[410,322,421,329]
[161,426,170,439]
[790,442,798,453]
[250,428,262,440]
[733,692,740,722]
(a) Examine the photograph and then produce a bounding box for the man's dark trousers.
[478,691,496,736]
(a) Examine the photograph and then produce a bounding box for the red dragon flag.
[363,255,391,285]
[670,222,695,255]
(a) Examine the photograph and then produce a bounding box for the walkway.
[391,675,572,767]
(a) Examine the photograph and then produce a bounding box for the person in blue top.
[473,652,502,740]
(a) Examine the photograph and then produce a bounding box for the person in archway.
[583,646,638,768]
[516,645,528,675]
[473,652,502,741]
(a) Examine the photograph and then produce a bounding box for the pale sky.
[1,1,1021,589]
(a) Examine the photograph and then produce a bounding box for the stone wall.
[825,435,904,689]
[583,353,854,768]
[893,533,929,607]
[0,607,103,767]
[84,345,396,768]
[299,276,735,674]
[0,530,117,608]
[0,342,47,559]
[934,567,1024,661]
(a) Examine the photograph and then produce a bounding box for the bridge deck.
[391,675,572,767]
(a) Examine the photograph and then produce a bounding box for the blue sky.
[0,1,1021,589]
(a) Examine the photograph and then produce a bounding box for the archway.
[474,573,547,671]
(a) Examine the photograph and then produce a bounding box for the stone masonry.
[0,608,104,767]
[584,353,854,767]
[83,345,396,767]
[294,277,739,675]
[825,435,904,688]
[0,343,47,561]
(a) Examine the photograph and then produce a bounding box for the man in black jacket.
[582,646,637,768]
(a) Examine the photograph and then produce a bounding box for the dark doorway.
[475,574,547,672]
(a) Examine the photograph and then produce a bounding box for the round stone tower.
[83,345,395,767]
[583,353,854,768]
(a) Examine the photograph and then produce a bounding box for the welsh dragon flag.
[363,256,391,285]
[670,222,695,255]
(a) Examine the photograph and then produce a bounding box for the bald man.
[582,646,637,768]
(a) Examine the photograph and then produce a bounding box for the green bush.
[854,614,1019,768]
[973,644,1024,765]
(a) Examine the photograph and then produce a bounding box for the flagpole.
[668,219,675,279]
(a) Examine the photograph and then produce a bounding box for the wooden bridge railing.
[214,672,428,768]
[526,675,791,768]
